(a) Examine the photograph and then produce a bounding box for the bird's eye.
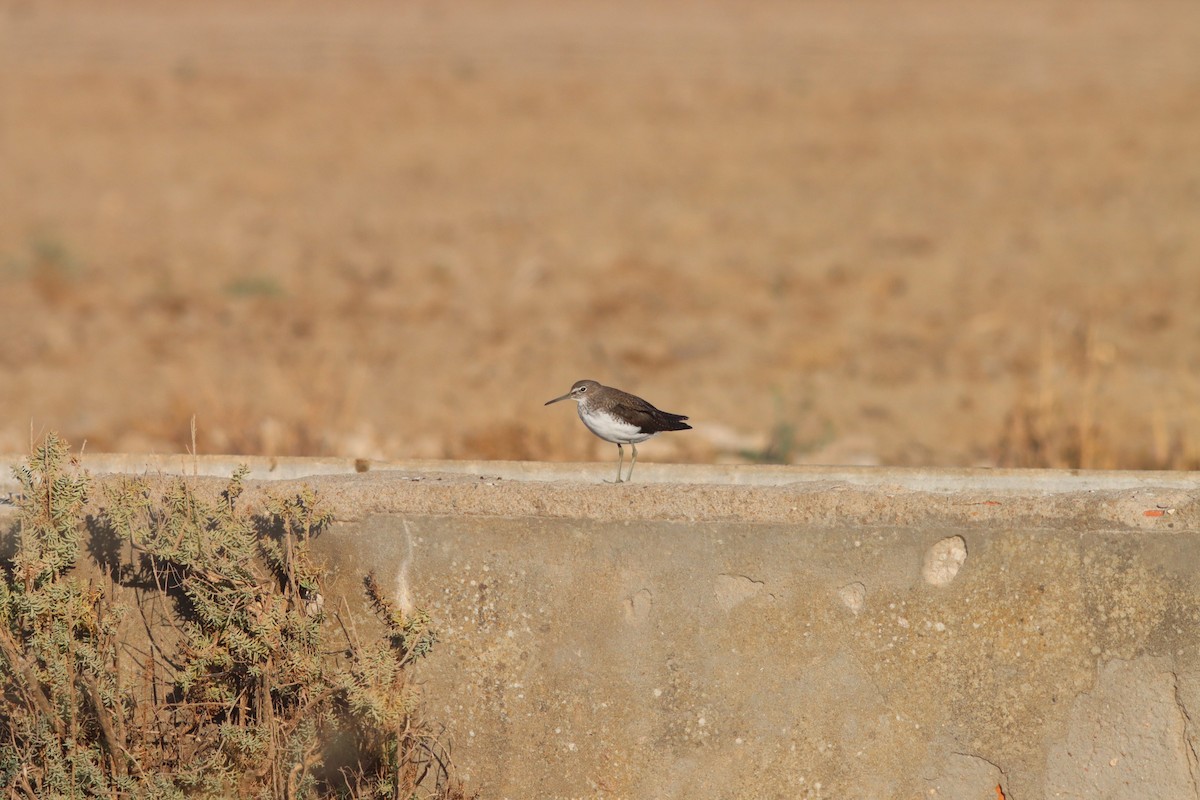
[578,386,586,392]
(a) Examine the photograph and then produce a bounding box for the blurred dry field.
[2,0,1199,469]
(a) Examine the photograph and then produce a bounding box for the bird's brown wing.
[611,392,692,433]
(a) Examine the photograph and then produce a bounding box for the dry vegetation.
[0,433,472,798]
[2,0,1199,469]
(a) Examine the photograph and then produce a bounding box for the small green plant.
[740,392,832,465]
[0,434,473,799]
[4,232,82,302]
[29,234,80,278]
[225,275,285,298]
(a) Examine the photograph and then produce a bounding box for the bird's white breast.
[577,407,655,444]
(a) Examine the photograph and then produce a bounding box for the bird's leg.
[627,443,639,482]
[611,443,625,483]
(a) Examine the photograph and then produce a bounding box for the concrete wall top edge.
[1,453,1199,493]
[2,455,1196,531]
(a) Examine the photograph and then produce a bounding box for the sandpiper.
[544,379,691,483]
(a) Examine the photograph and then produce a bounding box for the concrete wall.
[2,457,1199,799]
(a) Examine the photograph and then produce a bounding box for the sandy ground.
[2,0,1199,469]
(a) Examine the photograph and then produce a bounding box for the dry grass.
[996,319,1200,470]
[2,0,1199,469]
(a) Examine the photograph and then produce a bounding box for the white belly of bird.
[578,407,655,444]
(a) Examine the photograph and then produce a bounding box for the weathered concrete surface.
[1,457,1198,799]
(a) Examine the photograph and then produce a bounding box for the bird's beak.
[544,391,573,406]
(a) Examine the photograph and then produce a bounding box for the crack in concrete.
[942,751,1011,799]
[926,753,1012,800]
[1171,671,1200,797]
[714,573,765,611]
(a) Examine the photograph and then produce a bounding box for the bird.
[544,379,691,483]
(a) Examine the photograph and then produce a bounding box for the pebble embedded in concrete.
[839,582,867,614]
[922,535,968,586]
